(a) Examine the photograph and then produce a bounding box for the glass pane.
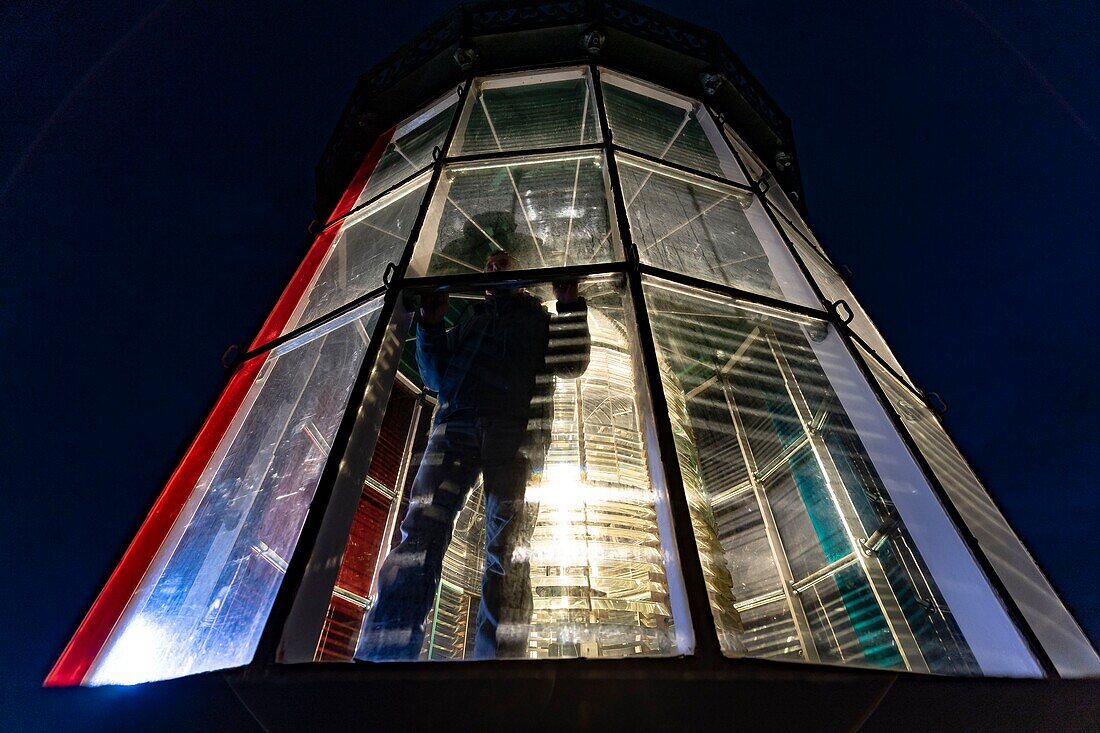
[643,276,1040,675]
[766,184,824,255]
[408,152,618,277]
[859,345,1100,675]
[739,600,802,660]
[87,298,386,685]
[800,565,901,667]
[350,93,458,211]
[618,154,819,308]
[311,276,690,661]
[454,68,600,156]
[722,122,766,182]
[775,215,913,386]
[600,69,745,183]
[285,177,428,334]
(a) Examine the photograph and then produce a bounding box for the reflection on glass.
[643,277,1011,674]
[600,69,745,183]
[351,93,458,211]
[454,68,600,156]
[314,276,686,661]
[286,178,428,333]
[618,154,818,306]
[410,152,617,277]
[88,299,385,685]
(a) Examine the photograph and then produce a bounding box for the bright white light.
[89,615,178,686]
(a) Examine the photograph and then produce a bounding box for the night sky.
[3,2,1098,730]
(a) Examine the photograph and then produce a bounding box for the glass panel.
[739,600,801,660]
[643,276,1041,676]
[453,68,600,156]
[408,151,618,277]
[618,154,819,308]
[285,177,428,334]
[859,344,1100,676]
[600,69,745,183]
[351,92,458,211]
[775,214,913,386]
[766,184,825,256]
[722,122,766,182]
[800,565,901,667]
[312,276,690,661]
[87,298,386,685]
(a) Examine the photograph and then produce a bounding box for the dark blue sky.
[3,2,1097,729]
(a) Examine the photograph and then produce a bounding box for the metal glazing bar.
[240,284,389,363]
[444,141,605,167]
[403,261,629,293]
[591,62,721,662]
[762,330,929,673]
[324,166,432,231]
[612,143,755,197]
[847,330,935,413]
[638,265,827,321]
[717,372,821,662]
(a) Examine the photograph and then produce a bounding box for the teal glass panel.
[642,276,1000,674]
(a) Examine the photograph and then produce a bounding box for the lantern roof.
[315,0,803,218]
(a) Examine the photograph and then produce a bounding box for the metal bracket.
[924,390,948,415]
[221,344,240,369]
[831,299,854,325]
[383,261,398,289]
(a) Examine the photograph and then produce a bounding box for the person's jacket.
[416,291,590,439]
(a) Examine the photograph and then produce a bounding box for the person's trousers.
[355,414,543,661]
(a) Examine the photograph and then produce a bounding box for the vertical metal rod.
[369,394,424,596]
[716,370,821,662]
[250,73,474,669]
[591,62,723,662]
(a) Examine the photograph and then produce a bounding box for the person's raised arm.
[546,281,590,379]
[415,292,451,391]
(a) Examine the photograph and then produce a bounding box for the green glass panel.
[643,278,985,673]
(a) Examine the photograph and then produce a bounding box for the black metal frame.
[129,55,1067,682]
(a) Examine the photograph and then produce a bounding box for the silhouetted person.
[356,249,590,660]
